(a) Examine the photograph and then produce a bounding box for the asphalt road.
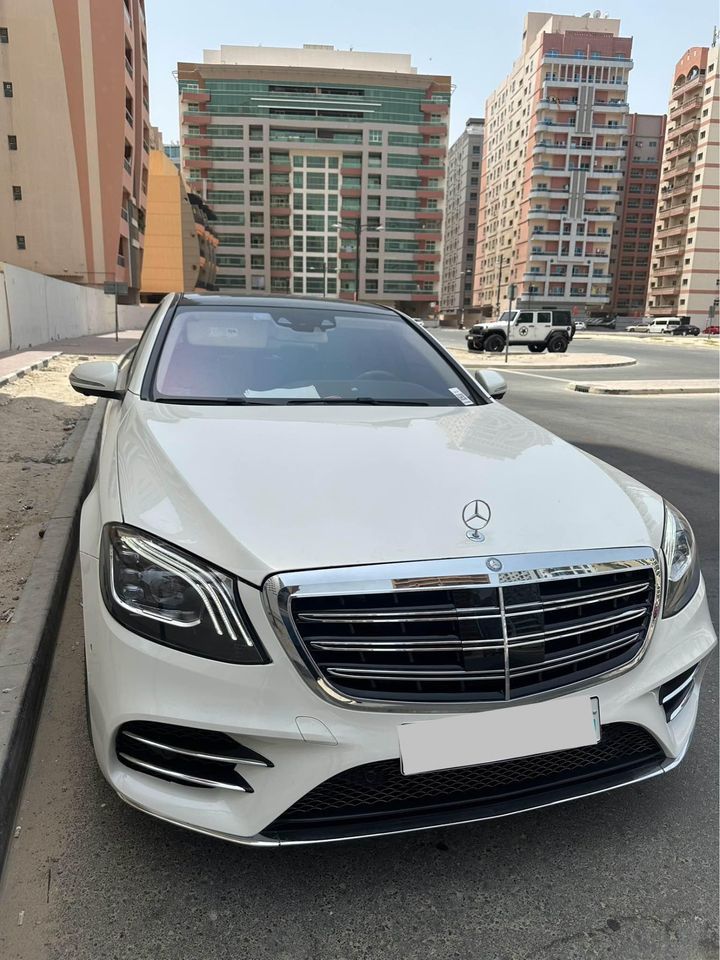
[0,340,717,960]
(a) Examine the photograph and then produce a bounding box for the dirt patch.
[0,356,99,645]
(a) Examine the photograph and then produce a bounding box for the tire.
[467,342,478,352]
[484,333,505,353]
[528,344,545,353]
[692,329,700,336]
[547,335,568,353]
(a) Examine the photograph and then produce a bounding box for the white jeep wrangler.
[466,309,574,354]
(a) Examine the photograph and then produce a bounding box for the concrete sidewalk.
[568,378,720,396]
[0,330,143,389]
[449,348,636,370]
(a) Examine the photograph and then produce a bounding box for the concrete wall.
[0,262,154,352]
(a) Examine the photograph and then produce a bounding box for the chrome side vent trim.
[116,721,272,790]
[659,666,698,722]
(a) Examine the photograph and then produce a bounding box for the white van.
[647,317,685,334]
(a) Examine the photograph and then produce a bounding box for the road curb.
[0,353,61,389]
[0,398,106,873]
[457,356,637,370]
[567,381,720,396]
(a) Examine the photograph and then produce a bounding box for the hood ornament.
[462,500,491,542]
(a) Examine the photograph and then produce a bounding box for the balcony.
[418,145,445,158]
[669,116,702,138]
[184,136,211,148]
[658,200,690,217]
[417,165,444,177]
[660,223,687,238]
[418,188,444,200]
[533,142,568,154]
[665,137,697,161]
[181,90,210,104]
[585,211,616,220]
[414,251,441,262]
[670,95,702,119]
[653,265,681,277]
[182,112,210,126]
[419,209,443,221]
[419,124,447,137]
[184,157,212,170]
[672,72,705,96]
[269,184,291,195]
[420,101,449,114]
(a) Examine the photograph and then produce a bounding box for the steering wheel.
[356,370,396,381]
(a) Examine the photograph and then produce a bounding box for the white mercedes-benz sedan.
[70,294,716,847]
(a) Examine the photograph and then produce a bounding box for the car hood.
[116,398,665,586]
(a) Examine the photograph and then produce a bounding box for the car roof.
[176,294,397,316]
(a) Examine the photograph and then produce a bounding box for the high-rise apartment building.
[609,113,666,316]
[177,45,450,315]
[646,45,720,321]
[439,118,484,321]
[474,12,632,318]
[0,0,150,301]
[140,148,218,301]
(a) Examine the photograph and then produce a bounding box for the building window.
[11,185,21,200]
[368,129,382,144]
[16,235,25,250]
[3,81,13,97]
[0,27,8,43]
[7,134,17,150]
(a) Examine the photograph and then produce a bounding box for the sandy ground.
[0,356,99,646]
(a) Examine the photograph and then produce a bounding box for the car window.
[517,312,534,324]
[537,312,551,324]
[151,306,484,406]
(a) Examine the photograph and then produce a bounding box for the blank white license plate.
[398,697,600,776]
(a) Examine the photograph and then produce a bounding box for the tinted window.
[537,312,552,324]
[152,306,483,406]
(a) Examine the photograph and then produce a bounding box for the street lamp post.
[495,254,509,319]
[337,220,383,301]
[456,267,472,328]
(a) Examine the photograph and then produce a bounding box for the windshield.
[151,305,483,406]
[497,312,518,325]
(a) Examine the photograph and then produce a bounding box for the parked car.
[703,325,720,335]
[626,320,652,333]
[644,317,687,335]
[70,294,716,848]
[466,308,573,353]
[585,317,616,330]
[672,323,701,336]
[574,320,587,331]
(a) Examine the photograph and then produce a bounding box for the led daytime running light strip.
[118,534,254,646]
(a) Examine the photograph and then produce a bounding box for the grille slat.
[290,564,656,703]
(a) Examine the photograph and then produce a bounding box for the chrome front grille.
[264,550,660,706]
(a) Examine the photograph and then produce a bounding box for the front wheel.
[547,336,569,353]
[692,329,700,336]
[467,342,479,352]
[484,333,505,353]
[528,344,546,353]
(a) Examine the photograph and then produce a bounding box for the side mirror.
[474,369,507,400]
[69,361,123,399]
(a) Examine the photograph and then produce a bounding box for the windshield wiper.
[285,397,430,406]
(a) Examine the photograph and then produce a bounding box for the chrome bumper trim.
[115,735,690,848]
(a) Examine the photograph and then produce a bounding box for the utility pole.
[495,253,506,318]
[504,283,517,365]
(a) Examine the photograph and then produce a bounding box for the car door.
[536,311,553,343]
[514,311,536,343]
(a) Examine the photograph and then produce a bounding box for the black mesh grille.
[290,567,655,703]
[270,723,663,833]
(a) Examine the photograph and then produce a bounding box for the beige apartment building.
[608,113,666,316]
[646,46,720,321]
[0,0,150,300]
[177,45,450,316]
[474,12,632,317]
[439,117,484,322]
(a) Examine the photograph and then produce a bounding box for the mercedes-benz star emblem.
[486,557,503,572]
[462,500,491,542]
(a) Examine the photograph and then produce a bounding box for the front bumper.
[80,552,716,846]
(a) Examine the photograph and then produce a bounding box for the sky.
[146,0,718,145]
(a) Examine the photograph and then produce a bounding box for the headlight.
[100,524,268,663]
[661,503,700,618]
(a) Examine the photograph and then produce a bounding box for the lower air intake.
[268,723,664,838]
